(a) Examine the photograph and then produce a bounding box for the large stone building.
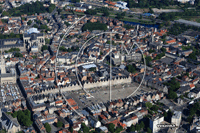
[0,111,21,133]
[0,29,45,52]
[0,51,16,85]
[171,111,182,127]
[0,38,25,51]
[23,33,45,52]
[150,115,164,133]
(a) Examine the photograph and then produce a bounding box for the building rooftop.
[172,111,182,119]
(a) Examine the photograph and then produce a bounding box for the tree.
[126,64,136,73]
[139,15,143,19]
[2,11,9,16]
[189,108,196,116]
[48,4,56,13]
[129,124,135,132]
[82,21,107,31]
[24,109,31,118]
[81,123,90,133]
[84,9,97,15]
[64,22,70,27]
[108,123,115,133]
[180,95,184,99]
[44,123,51,133]
[145,56,152,66]
[140,121,145,129]
[168,90,177,99]
[13,110,33,127]
[42,45,48,51]
[71,0,80,3]
[124,24,134,30]
[187,116,193,124]
[115,126,123,133]
[57,121,63,127]
[33,24,38,28]
[116,13,124,19]
[103,10,109,17]
[11,111,18,118]
[149,8,154,14]
[121,12,126,16]
[129,15,134,18]
[135,123,141,131]
[161,47,166,53]
[164,77,180,91]
[151,105,159,111]
[149,49,156,53]
[145,102,153,108]
[27,20,32,25]
[189,52,197,60]
[164,111,167,118]
[14,52,23,57]
[116,34,120,39]
[23,117,33,127]
[7,48,20,52]
[147,127,152,133]
[69,127,73,133]
[45,38,50,44]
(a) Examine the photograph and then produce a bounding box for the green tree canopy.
[56,121,63,127]
[44,123,51,133]
[42,45,48,51]
[115,126,123,133]
[126,64,136,73]
[27,20,32,25]
[82,21,107,31]
[168,90,177,99]
[81,123,90,133]
[71,0,80,3]
[14,52,23,57]
[84,9,97,15]
[140,121,145,129]
[145,102,153,108]
[11,109,33,127]
[4,1,48,16]
[135,123,141,131]
[147,127,152,133]
[103,10,110,17]
[48,4,56,13]
[108,123,115,133]
[129,124,135,132]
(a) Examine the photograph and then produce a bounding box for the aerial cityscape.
[0,0,200,133]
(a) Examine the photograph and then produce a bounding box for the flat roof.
[82,64,96,69]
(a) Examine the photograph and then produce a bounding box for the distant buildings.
[177,0,190,3]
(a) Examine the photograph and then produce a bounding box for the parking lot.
[0,84,23,103]
[66,82,154,109]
